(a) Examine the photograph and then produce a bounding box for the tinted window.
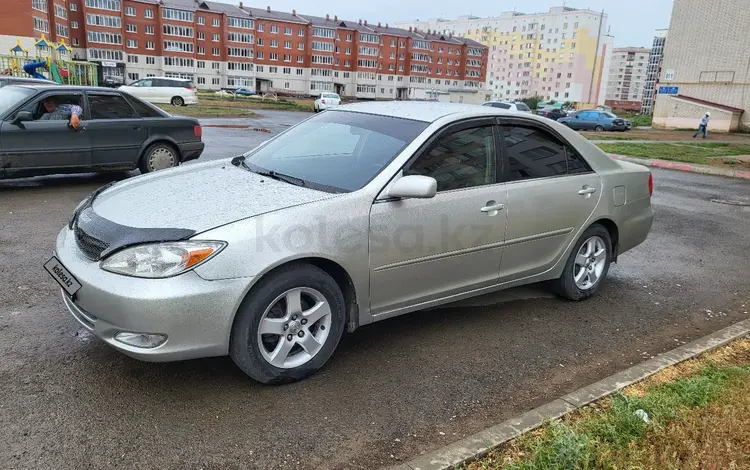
[124,95,164,118]
[492,102,511,109]
[515,103,530,111]
[0,86,35,115]
[503,126,568,180]
[133,79,153,87]
[567,147,590,174]
[407,125,496,192]
[245,111,428,192]
[152,79,170,87]
[88,94,137,119]
[0,79,7,88]
[602,112,617,119]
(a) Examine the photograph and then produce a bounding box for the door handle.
[578,187,597,195]
[481,203,505,212]
[133,126,141,130]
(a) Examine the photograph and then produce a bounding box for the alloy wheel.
[257,287,332,369]
[573,235,607,290]
[147,147,177,171]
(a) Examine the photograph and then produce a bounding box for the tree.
[520,95,543,111]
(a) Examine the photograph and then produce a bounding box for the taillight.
[321,99,326,104]
[648,173,653,197]
[194,125,202,139]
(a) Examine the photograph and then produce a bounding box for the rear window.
[186,81,196,89]
[515,103,530,111]
[323,93,339,99]
[124,94,165,118]
[485,102,511,109]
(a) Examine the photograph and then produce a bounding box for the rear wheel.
[139,142,180,173]
[230,264,346,384]
[550,224,612,300]
[171,96,185,106]
[594,125,605,132]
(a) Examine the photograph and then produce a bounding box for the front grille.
[74,224,109,260]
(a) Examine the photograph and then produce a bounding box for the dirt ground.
[582,129,750,142]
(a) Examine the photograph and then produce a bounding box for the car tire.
[550,224,612,301]
[595,125,605,132]
[138,142,180,174]
[171,96,185,106]
[229,263,346,384]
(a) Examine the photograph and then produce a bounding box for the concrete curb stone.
[609,154,750,180]
[394,317,750,470]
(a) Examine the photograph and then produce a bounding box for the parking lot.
[1,111,749,470]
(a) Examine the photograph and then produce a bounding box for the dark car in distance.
[557,110,631,132]
[536,107,568,120]
[0,85,204,179]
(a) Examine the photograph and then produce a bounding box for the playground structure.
[0,36,98,86]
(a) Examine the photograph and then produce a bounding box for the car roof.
[2,76,56,84]
[14,84,128,92]
[332,101,532,123]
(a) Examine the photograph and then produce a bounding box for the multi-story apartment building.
[641,29,667,115]
[0,0,489,101]
[653,0,749,131]
[603,47,650,112]
[396,7,612,107]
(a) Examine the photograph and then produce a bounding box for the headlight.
[100,241,226,278]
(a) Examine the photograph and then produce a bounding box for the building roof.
[241,5,308,24]
[673,95,745,114]
[200,0,249,18]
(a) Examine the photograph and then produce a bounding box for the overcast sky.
[214,0,674,47]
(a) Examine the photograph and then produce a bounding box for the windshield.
[244,111,429,192]
[0,86,35,116]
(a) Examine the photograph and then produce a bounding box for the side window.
[502,126,568,180]
[22,93,83,120]
[88,94,137,120]
[124,95,163,118]
[152,79,168,87]
[493,102,511,109]
[406,125,496,192]
[566,147,591,174]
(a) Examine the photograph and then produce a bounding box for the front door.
[0,90,91,178]
[369,119,508,315]
[498,122,601,281]
[84,91,148,169]
[334,84,344,95]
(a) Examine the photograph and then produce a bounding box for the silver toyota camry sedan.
[47,102,653,384]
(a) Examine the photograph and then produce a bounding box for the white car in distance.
[314,93,341,112]
[481,100,533,114]
[120,77,199,107]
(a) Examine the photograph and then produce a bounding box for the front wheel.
[230,264,346,384]
[550,224,612,300]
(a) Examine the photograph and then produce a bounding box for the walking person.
[693,112,710,139]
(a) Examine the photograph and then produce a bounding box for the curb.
[392,317,750,470]
[609,154,750,180]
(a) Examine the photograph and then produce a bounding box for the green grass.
[157,105,258,117]
[596,142,750,165]
[197,93,314,111]
[621,114,653,127]
[468,362,750,470]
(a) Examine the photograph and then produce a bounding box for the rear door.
[0,90,91,178]
[84,91,148,169]
[497,120,601,281]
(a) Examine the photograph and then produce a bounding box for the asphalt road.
[1,113,749,470]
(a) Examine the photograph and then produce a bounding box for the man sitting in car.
[39,96,81,129]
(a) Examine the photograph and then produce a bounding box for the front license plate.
[44,256,82,297]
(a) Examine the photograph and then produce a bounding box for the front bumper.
[54,227,252,362]
[179,141,205,162]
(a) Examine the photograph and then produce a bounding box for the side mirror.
[12,111,34,125]
[387,175,437,199]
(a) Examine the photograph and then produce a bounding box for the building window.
[126,24,137,33]
[86,13,122,28]
[227,47,252,57]
[127,72,139,81]
[70,3,78,11]
[55,4,68,19]
[296,68,303,75]
[311,55,333,65]
[270,53,278,61]
[72,38,79,46]
[71,21,79,29]
[146,41,154,50]
[298,41,304,50]
[228,17,253,29]
[164,40,193,52]
[212,18,220,27]
[84,0,120,11]
[197,46,205,54]
[212,78,220,85]
[56,24,69,38]
[213,34,220,42]
[145,9,153,18]
[163,56,194,68]
[212,62,219,69]
[197,77,206,85]
[313,27,335,38]
[162,8,193,22]
[146,56,155,64]
[127,39,137,48]
[298,28,304,36]
[269,66,277,73]
[283,54,291,62]
[312,41,334,52]
[270,25,279,34]
[284,27,292,35]
[256,51,264,59]
[145,25,154,35]
[87,31,122,45]
[163,25,194,38]
[297,55,303,63]
[228,32,253,43]
[270,39,278,47]
[197,16,205,25]
[257,23,264,32]
[125,6,135,16]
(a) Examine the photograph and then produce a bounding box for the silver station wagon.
[48,102,653,384]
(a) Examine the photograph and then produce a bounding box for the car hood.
[91,160,336,232]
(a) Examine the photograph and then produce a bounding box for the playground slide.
[49,62,64,84]
[23,60,48,80]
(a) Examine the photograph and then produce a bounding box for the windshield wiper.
[231,156,306,187]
